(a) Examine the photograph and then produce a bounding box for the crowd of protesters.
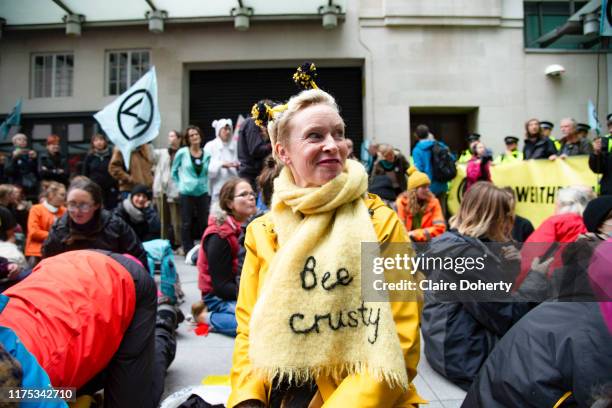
[0,99,611,407]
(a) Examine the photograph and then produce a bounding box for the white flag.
[94,67,161,170]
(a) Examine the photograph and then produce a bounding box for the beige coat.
[108,145,154,192]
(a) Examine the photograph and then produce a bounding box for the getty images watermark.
[360,241,610,303]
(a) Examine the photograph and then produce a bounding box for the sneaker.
[184,244,200,265]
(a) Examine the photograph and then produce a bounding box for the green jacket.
[171,146,210,196]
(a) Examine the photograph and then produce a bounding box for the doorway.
[409,108,478,156]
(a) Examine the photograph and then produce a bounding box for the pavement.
[164,256,466,407]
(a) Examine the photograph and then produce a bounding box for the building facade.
[0,0,609,158]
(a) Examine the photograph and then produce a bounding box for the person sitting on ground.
[396,167,446,242]
[193,178,257,336]
[228,88,424,408]
[463,237,612,408]
[523,118,558,160]
[0,184,30,244]
[38,134,69,186]
[0,206,28,291]
[114,184,161,243]
[465,141,492,191]
[25,181,66,267]
[515,186,594,288]
[501,187,534,243]
[5,133,39,202]
[370,143,410,197]
[205,118,240,206]
[0,250,179,408]
[42,177,148,269]
[421,182,533,391]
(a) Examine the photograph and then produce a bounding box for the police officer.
[589,114,612,194]
[576,123,591,140]
[540,120,561,151]
[494,136,523,164]
[458,133,480,164]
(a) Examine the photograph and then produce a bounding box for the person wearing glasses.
[42,177,148,269]
[192,178,257,336]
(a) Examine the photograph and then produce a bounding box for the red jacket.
[197,214,241,295]
[515,212,587,288]
[0,251,136,388]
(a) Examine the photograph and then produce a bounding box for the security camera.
[545,64,565,77]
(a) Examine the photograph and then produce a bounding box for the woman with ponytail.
[396,167,446,242]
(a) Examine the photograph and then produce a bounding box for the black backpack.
[431,142,457,182]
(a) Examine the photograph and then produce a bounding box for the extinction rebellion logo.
[116,89,154,141]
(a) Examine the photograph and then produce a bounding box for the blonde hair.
[450,182,514,241]
[267,89,343,152]
[556,186,594,215]
[407,189,430,216]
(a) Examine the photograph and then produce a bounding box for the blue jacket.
[0,321,67,407]
[412,140,452,195]
[171,147,210,196]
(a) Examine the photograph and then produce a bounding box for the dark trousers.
[179,193,210,253]
[79,253,176,408]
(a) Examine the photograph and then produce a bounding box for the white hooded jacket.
[204,118,238,205]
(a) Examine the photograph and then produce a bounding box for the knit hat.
[0,206,17,236]
[130,184,151,200]
[212,119,233,139]
[406,166,430,191]
[583,196,612,233]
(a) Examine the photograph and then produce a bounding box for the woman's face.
[275,104,348,188]
[527,120,540,136]
[416,185,430,201]
[93,137,107,150]
[66,189,100,225]
[47,187,66,208]
[228,181,257,221]
[475,142,486,157]
[168,131,180,148]
[219,126,232,142]
[188,129,201,147]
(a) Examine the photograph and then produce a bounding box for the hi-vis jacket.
[395,194,446,242]
[228,194,425,408]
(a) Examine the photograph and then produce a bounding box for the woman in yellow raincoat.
[228,89,424,408]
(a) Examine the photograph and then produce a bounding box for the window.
[106,50,150,95]
[524,1,589,49]
[31,53,74,98]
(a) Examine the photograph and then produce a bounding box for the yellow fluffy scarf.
[249,159,408,390]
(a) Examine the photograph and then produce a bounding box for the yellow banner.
[447,156,598,228]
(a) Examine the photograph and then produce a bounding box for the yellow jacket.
[228,194,425,408]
